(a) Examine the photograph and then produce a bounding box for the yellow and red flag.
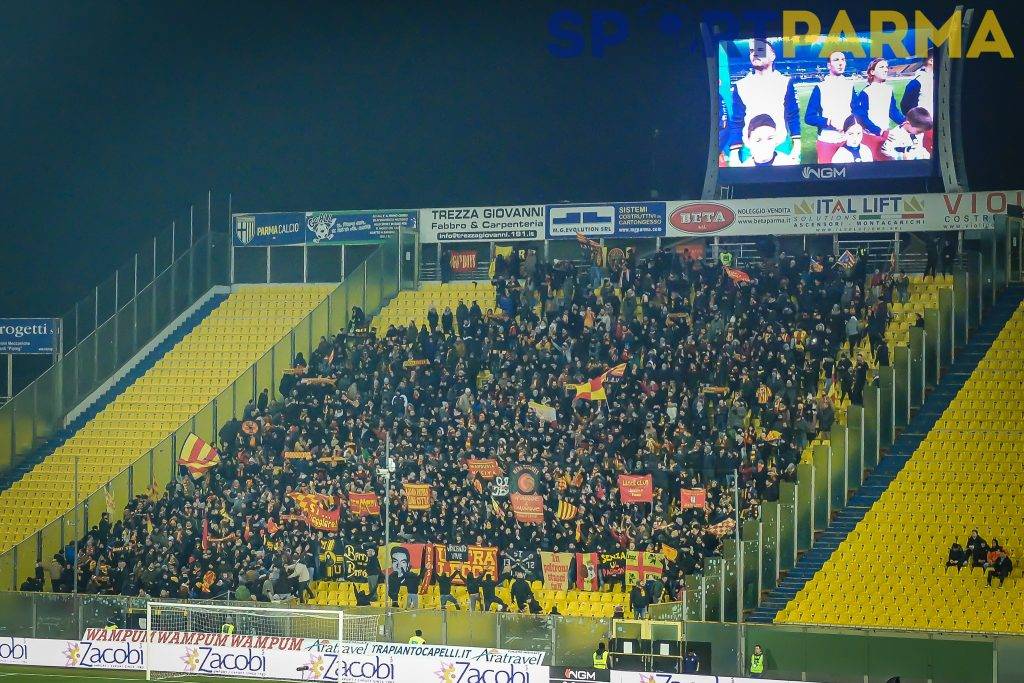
[724,266,751,284]
[177,433,220,478]
[287,492,341,531]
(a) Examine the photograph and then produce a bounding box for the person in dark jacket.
[629,583,649,619]
[986,550,1012,586]
[480,573,507,612]
[966,530,989,570]
[436,570,461,610]
[510,574,534,611]
[945,542,967,571]
[465,570,480,611]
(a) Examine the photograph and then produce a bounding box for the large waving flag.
[567,363,626,402]
[556,499,580,521]
[287,492,341,531]
[723,266,751,284]
[177,433,220,478]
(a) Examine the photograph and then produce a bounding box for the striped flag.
[555,499,580,521]
[567,363,624,402]
[104,483,116,517]
[177,433,220,479]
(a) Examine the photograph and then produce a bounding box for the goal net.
[145,602,381,680]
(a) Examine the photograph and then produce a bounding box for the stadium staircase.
[749,284,1024,626]
[0,295,228,496]
[0,285,333,553]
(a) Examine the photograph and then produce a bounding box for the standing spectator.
[480,573,507,612]
[286,559,313,603]
[749,644,766,679]
[466,570,481,612]
[510,574,534,612]
[629,582,649,619]
[436,569,461,610]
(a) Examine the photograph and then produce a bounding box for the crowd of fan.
[34,244,900,608]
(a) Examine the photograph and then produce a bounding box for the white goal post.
[144,601,381,680]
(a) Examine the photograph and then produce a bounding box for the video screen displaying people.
[716,32,935,180]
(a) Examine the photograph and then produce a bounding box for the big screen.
[715,32,936,184]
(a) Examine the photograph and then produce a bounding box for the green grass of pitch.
[0,664,267,682]
[794,79,909,165]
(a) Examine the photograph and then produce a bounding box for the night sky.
[1,0,1021,324]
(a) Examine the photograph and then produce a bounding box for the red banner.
[679,488,707,509]
[467,458,502,480]
[576,552,601,591]
[450,251,478,273]
[510,493,545,524]
[618,474,653,503]
[434,545,499,584]
[348,492,380,517]
[286,492,340,532]
[404,484,432,511]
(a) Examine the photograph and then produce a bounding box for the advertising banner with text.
[421,205,546,243]
[665,190,1022,239]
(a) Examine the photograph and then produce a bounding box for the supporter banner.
[599,551,626,582]
[348,492,381,517]
[421,205,545,243]
[450,251,479,273]
[510,464,541,495]
[307,210,416,244]
[434,544,499,584]
[540,551,573,590]
[467,458,502,480]
[575,552,601,591]
[0,318,58,354]
[286,491,339,531]
[546,202,666,239]
[443,545,470,563]
[382,543,433,591]
[679,488,707,509]
[232,212,305,246]
[404,483,432,511]
[665,190,1022,238]
[501,549,542,581]
[617,474,654,504]
[625,551,665,585]
[510,493,545,524]
[319,540,371,581]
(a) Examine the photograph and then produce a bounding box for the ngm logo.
[548,205,615,236]
[234,215,256,245]
[182,646,267,675]
[802,167,847,180]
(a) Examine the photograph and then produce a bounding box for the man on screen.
[900,49,934,153]
[804,51,856,163]
[727,38,801,166]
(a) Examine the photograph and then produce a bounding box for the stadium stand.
[0,286,332,554]
[749,271,952,621]
[43,245,919,619]
[775,287,1024,633]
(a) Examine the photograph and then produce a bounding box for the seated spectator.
[966,530,989,570]
[945,542,966,571]
[986,550,1012,587]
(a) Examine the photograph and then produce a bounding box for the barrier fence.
[0,592,1020,682]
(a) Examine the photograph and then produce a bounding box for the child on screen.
[831,116,874,164]
[740,114,797,167]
